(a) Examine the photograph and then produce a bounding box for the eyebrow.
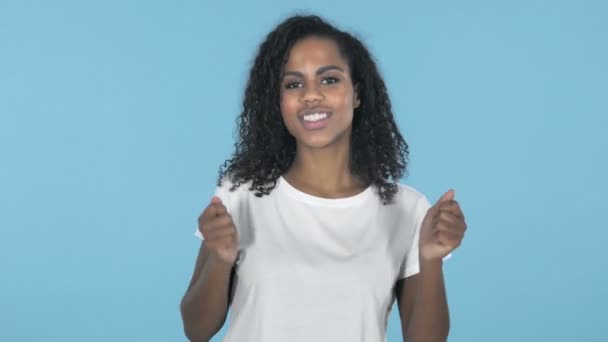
[283,65,345,78]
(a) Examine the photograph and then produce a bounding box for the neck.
[284,139,365,198]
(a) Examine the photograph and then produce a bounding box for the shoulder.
[216,174,252,196]
[394,183,428,206]
[214,174,254,214]
[391,183,432,220]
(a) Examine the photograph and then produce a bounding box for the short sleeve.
[194,177,240,240]
[398,195,432,279]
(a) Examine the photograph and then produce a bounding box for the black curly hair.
[218,14,409,204]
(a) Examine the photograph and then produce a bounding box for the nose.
[301,84,324,105]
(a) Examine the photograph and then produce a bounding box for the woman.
[181,15,467,342]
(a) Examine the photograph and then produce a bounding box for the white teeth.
[303,112,328,122]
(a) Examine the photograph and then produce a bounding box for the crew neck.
[278,176,375,207]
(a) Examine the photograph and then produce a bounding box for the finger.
[435,219,466,237]
[434,230,462,248]
[434,221,464,236]
[437,200,463,217]
[437,210,465,228]
[198,201,217,224]
[199,198,227,224]
[435,189,455,206]
[203,214,234,233]
[201,216,231,237]
[224,232,238,245]
[211,200,227,217]
[205,226,237,241]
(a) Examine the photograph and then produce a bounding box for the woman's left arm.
[396,190,467,342]
[396,261,449,342]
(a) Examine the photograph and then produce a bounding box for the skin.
[180,36,467,342]
[396,189,467,342]
[180,197,238,341]
[279,37,363,197]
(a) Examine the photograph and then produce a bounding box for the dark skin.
[180,199,238,341]
[396,190,466,341]
[180,37,467,342]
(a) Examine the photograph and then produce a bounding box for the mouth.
[298,110,333,130]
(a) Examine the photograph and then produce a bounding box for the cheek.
[280,92,298,116]
[336,88,356,114]
[280,92,300,131]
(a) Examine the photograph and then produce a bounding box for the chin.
[299,134,344,150]
[293,127,351,150]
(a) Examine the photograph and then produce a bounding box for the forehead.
[284,36,348,70]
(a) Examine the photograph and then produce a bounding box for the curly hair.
[217,15,409,204]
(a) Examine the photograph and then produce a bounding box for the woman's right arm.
[180,197,239,342]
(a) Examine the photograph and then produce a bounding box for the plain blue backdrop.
[1,0,606,341]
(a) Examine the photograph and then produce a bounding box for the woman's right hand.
[198,196,239,265]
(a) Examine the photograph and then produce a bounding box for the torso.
[205,176,428,342]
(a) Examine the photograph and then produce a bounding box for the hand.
[419,190,467,262]
[198,196,239,265]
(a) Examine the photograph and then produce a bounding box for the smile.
[299,111,332,130]
[303,112,329,122]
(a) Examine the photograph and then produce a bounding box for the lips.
[298,108,333,130]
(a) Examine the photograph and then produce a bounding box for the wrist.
[420,258,443,272]
[207,254,236,270]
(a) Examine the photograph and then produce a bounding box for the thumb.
[210,196,227,215]
[435,189,455,206]
[211,196,223,205]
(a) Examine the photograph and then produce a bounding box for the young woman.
[180,15,467,342]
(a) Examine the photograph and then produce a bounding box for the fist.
[198,196,239,265]
[419,189,467,262]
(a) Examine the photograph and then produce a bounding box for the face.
[280,36,360,150]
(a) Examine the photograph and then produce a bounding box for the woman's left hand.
[419,190,467,262]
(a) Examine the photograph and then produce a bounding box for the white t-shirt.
[194,176,432,342]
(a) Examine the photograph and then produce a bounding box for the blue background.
[1,0,606,341]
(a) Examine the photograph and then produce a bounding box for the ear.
[354,83,361,109]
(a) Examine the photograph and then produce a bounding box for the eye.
[285,81,302,90]
[321,77,339,85]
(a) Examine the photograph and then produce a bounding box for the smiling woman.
[280,38,360,150]
[180,15,467,342]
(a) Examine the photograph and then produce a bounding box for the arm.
[180,242,235,341]
[397,190,466,342]
[395,260,449,342]
[180,197,239,341]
